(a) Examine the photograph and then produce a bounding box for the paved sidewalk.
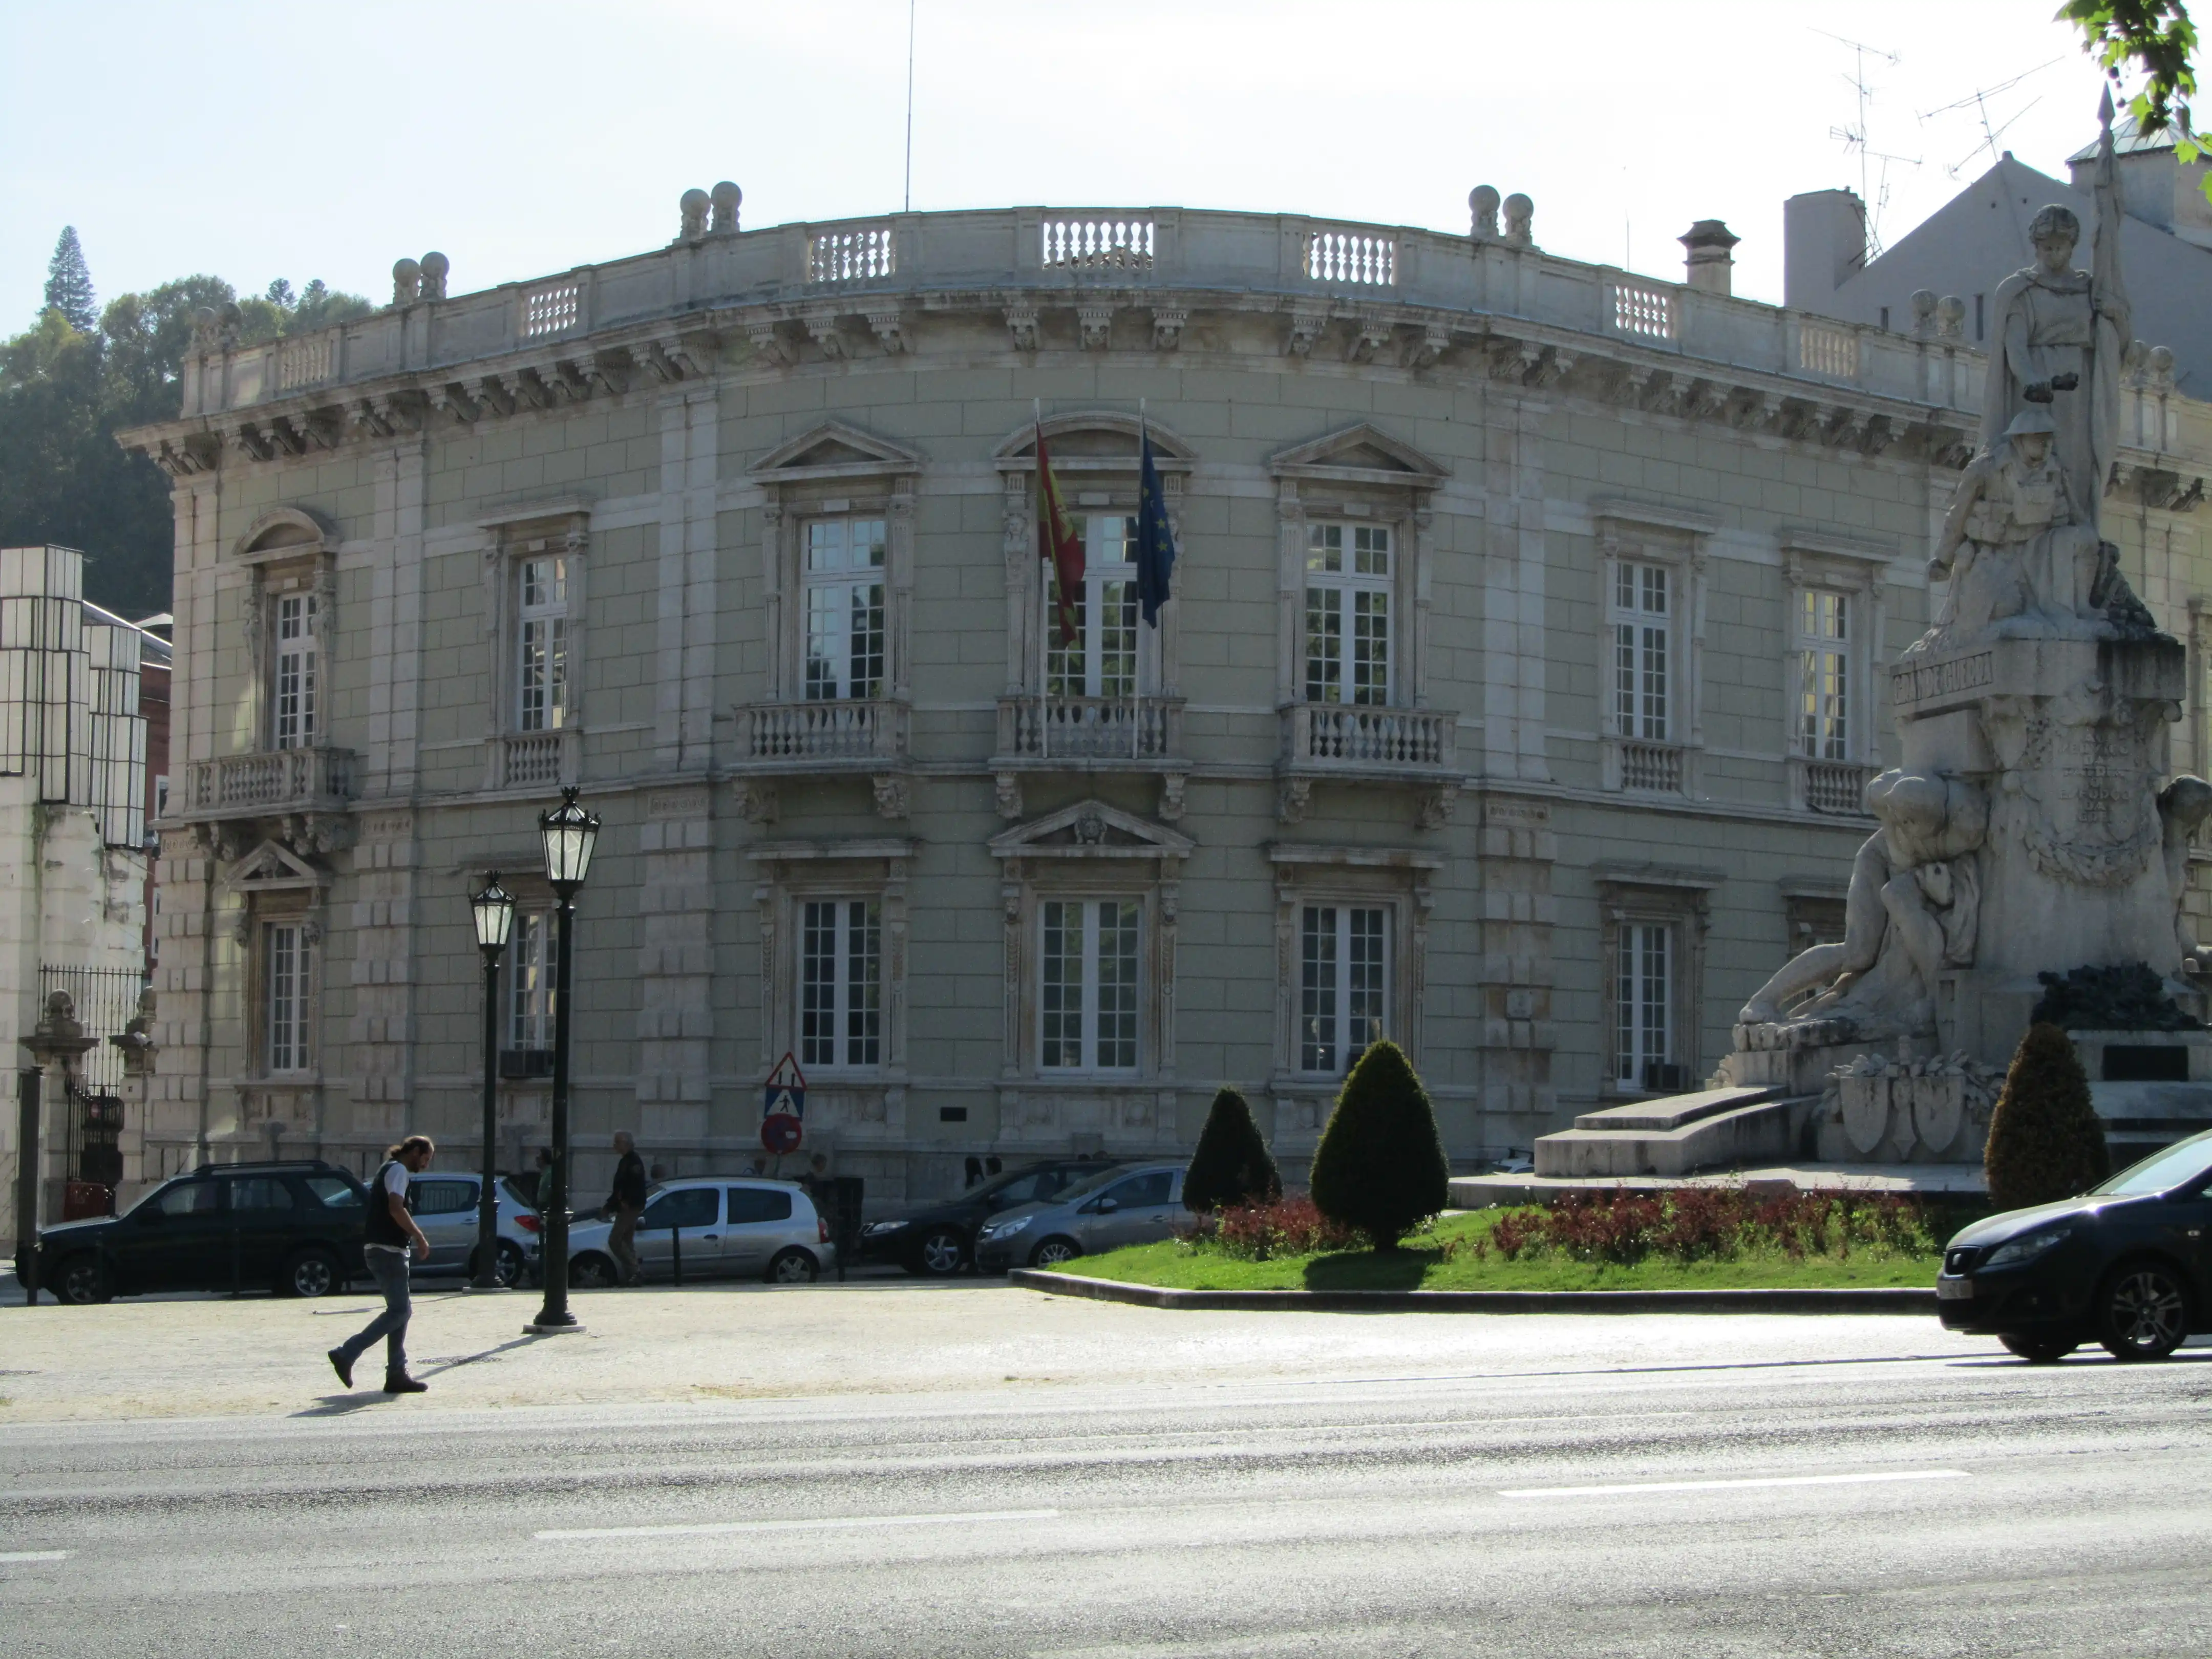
[0,1278,1991,1423]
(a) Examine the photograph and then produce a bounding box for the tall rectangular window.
[1304,523,1392,705]
[799,898,882,1069]
[272,593,317,750]
[509,911,558,1050]
[1038,898,1140,1072]
[1048,516,1138,700]
[1614,922,1674,1089]
[517,556,569,733]
[1611,562,1671,741]
[1300,904,1389,1074]
[804,519,887,701]
[265,922,310,1072]
[1796,590,1851,760]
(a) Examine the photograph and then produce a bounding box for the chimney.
[1679,219,1740,296]
[1783,189,1867,309]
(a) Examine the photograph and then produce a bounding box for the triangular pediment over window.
[991,410,1196,473]
[748,420,922,483]
[989,799,1195,860]
[1269,422,1448,489]
[223,838,329,892]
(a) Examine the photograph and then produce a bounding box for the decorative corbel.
[1077,305,1114,351]
[1345,315,1393,364]
[466,375,517,418]
[803,311,848,360]
[1277,776,1312,824]
[994,772,1024,822]
[865,309,909,354]
[1151,309,1186,351]
[746,320,794,367]
[734,778,780,825]
[1283,308,1328,357]
[1004,306,1039,352]
[1415,782,1459,831]
[871,774,910,820]
[231,422,274,462]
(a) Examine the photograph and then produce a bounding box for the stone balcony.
[734,698,910,771]
[1275,703,1459,826]
[1604,737,1692,796]
[183,746,356,819]
[1791,756,1878,817]
[994,695,1184,766]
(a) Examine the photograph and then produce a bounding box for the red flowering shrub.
[1480,1188,1938,1266]
[1206,1195,1364,1260]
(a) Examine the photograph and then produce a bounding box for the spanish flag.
[1034,422,1084,646]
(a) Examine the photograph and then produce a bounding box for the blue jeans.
[337,1247,412,1378]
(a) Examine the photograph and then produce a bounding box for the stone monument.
[1718,92,2209,1162]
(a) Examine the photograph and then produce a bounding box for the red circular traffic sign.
[761,1113,803,1155]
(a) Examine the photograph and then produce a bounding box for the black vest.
[364,1160,411,1248]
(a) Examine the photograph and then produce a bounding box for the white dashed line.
[1499,1470,1968,1499]
[0,1551,72,1563]
[537,1507,1059,1541]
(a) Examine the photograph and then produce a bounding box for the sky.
[0,1,2136,332]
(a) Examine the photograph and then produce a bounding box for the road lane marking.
[537,1507,1058,1541]
[0,1551,72,1563]
[1499,1470,1967,1499]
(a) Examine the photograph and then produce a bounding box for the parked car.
[404,1169,541,1286]
[548,1177,834,1287]
[972,1162,1188,1271]
[23,1160,370,1304]
[857,1159,1122,1276]
[1938,1128,2212,1360]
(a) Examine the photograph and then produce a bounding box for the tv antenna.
[1815,29,1920,259]
[1919,55,2065,178]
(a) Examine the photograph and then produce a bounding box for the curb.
[1008,1270,1938,1314]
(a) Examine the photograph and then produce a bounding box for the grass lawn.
[1050,1211,1943,1293]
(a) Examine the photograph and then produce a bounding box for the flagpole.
[1035,399,1048,764]
[1134,399,1145,762]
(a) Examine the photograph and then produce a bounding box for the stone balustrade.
[500,731,569,790]
[996,695,1181,761]
[185,746,355,816]
[1616,739,1685,794]
[738,698,909,766]
[1797,757,1877,816]
[1281,704,1456,772]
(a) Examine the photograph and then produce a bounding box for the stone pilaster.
[1481,390,1550,783]
[636,784,714,1139]
[1474,794,1556,1132]
[654,388,719,771]
[346,810,418,1146]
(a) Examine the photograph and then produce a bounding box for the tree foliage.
[1984,1022,2112,1210]
[1308,1040,1450,1249]
[2060,1,2210,202]
[0,241,370,616]
[1183,1087,1282,1213]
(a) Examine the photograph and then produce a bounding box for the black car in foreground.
[856,1159,1122,1275]
[22,1160,371,1304]
[1939,1128,2212,1361]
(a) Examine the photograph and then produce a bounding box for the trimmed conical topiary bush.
[1184,1087,1282,1213]
[1308,1039,1450,1248]
[1984,1021,2111,1210]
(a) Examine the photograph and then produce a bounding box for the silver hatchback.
[972,1162,1187,1271]
[405,1171,541,1286]
[559,1177,835,1286]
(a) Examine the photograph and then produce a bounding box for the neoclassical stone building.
[120,189,2212,1200]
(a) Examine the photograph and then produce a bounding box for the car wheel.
[1029,1237,1081,1268]
[495,1241,526,1288]
[767,1248,819,1284]
[281,1248,342,1300]
[1998,1331,2078,1364]
[53,1253,110,1306]
[2097,1262,2191,1360]
[569,1253,620,1290]
[916,1228,967,1277]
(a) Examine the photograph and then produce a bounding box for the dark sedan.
[23,1160,370,1304]
[856,1159,1120,1276]
[1938,1129,2212,1361]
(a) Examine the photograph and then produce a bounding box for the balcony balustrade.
[1280,703,1455,773]
[996,695,1182,762]
[1614,739,1687,794]
[737,698,909,768]
[185,746,355,817]
[1796,756,1876,816]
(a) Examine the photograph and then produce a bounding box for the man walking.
[329,1135,434,1395]
[602,1131,648,1287]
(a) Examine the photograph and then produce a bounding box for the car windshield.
[1045,1164,1136,1206]
[2089,1133,2212,1196]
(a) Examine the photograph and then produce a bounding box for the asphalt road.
[4,1329,2210,1657]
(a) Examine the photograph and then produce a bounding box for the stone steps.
[1534,1086,1806,1179]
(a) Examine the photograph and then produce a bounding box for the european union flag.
[1135,425,1177,626]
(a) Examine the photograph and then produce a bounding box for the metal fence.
[39,964,145,1094]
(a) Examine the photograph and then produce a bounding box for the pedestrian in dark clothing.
[329,1135,434,1395]
[533,1146,555,1214]
[602,1132,648,1286]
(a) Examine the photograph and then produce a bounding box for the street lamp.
[470,873,516,1290]
[529,787,600,1332]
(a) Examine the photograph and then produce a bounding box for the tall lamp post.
[529,787,600,1333]
[470,873,516,1290]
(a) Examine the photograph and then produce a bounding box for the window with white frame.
[1304,522,1392,705]
[1611,563,1672,741]
[803,519,887,701]
[799,898,882,1070]
[264,921,312,1072]
[509,911,558,1050]
[517,556,570,733]
[1048,516,1140,699]
[271,593,317,749]
[1038,898,1140,1072]
[1613,921,1675,1090]
[1300,904,1389,1074]
[1796,589,1851,760]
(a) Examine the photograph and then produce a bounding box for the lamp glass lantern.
[471,874,517,956]
[538,786,601,896]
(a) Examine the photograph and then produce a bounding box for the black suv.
[24,1160,371,1304]
[1938,1128,2212,1360]
[856,1159,1122,1276]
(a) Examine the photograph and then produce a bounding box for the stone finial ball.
[420,251,449,279]
[710,180,741,233]
[2150,344,2177,377]
[393,257,420,284]
[682,187,710,214]
[1936,294,1965,325]
[1910,289,1938,319]
[1470,184,1499,214]
[1503,192,1533,219]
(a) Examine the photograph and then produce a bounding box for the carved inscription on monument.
[1891,651,1994,708]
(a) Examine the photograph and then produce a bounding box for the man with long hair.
[328,1135,434,1395]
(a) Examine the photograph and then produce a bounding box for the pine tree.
[1183,1087,1281,1213]
[1308,1039,1451,1248]
[44,227,97,333]
[1984,1022,2111,1210]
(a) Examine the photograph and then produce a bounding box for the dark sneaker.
[382,1374,428,1395]
[328,1349,354,1389]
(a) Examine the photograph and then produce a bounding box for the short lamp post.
[530,787,600,1333]
[470,873,516,1290]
